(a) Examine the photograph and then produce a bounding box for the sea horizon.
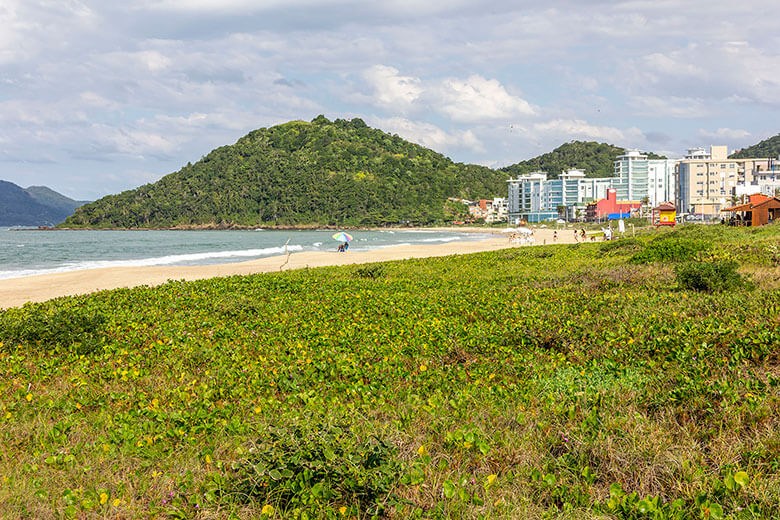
[0,227,495,281]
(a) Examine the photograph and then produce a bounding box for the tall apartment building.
[676,146,773,217]
[507,169,612,223]
[613,150,676,207]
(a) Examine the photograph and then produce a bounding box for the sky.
[1,0,779,200]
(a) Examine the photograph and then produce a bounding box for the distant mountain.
[62,116,506,229]
[730,134,780,159]
[0,181,88,227]
[25,186,89,216]
[501,141,666,179]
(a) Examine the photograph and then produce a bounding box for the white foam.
[419,236,461,243]
[0,245,304,280]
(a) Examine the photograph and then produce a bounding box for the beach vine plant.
[0,223,779,518]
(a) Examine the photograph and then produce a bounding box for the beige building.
[676,146,772,218]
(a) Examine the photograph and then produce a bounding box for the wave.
[0,245,304,280]
[418,236,461,243]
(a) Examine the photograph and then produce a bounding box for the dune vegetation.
[1,224,779,519]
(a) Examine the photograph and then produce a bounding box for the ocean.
[0,228,493,280]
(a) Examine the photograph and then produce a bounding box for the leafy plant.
[630,235,711,264]
[674,260,747,292]
[221,424,401,516]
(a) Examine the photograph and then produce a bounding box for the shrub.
[354,264,386,280]
[630,236,711,264]
[599,238,642,255]
[674,260,747,292]
[0,306,105,352]
[222,424,401,516]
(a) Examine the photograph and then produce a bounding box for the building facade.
[507,169,613,223]
[675,146,773,218]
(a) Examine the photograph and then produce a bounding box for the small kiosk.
[653,202,676,227]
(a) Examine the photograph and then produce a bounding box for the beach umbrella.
[332,232,353,242]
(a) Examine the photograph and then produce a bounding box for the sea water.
[0,228,493,280]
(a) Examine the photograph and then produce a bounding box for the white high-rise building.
[647,159,677,207]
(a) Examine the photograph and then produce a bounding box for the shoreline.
[0,228,575,309]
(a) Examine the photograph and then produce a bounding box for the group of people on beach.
[336,241,350,252]
[573,228,598,242]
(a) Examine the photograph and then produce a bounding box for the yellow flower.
[25,393,32,402]
[261,504,274,515]
[205,454,212,464]
[417,445,427,456]
[339,506,347,515]
[99,493,108,505]
[112,498,121,507]
[419,364,427,372]
[486,474,497,486]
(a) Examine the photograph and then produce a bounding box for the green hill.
[0,180,86,226]
[501,141,665,179]
[730,133,780,159]
[25,186,89,216]
[62,116,505,229]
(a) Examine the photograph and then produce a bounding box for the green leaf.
[637,498,655,513]
[734,471,749,489]
[443,480,456,499]
[269,469,282,480]
[708,503,724,519]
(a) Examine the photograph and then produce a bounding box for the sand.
[0,228,580,309]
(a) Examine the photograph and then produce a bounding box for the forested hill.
[0,180,86,226]
[62,116,505,228]
[501,141,665,179]
[730,133,780,159]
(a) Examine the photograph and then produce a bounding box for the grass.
[0,223,779,518]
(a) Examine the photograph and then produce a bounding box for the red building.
[585,189,641,221]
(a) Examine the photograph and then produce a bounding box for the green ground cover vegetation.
[1,224,779,518]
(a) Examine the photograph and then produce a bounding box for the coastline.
[0,228,575,309]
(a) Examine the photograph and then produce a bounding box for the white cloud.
[629,96,711,118]
[625,41,780,107]
[433,75,536,123]
[360,67,535,124]
[370,116,485,154]
[362,65,422,113]
[533,119,645,145]
[697,127,751,140]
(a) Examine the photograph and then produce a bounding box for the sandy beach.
[0,228,578,309]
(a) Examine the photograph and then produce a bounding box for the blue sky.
[1,0,779,200]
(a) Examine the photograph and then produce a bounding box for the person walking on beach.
[553,231,557,242]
